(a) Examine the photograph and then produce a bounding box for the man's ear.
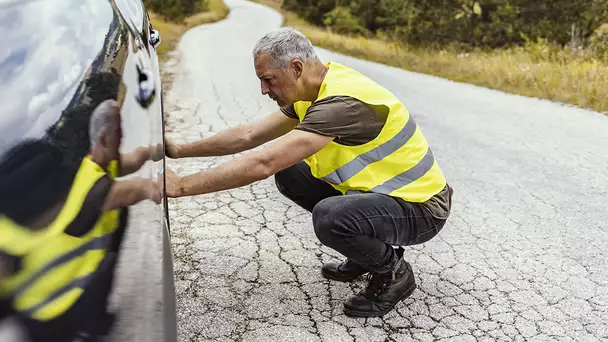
[291,59,303,78]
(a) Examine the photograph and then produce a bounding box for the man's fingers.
[153,189,162,203]
[150,143,164,162]
[152,180,162,203]
[162,167,182,198]
[164,183,178,198]
[164,166,179,179]
[146,180,163,204]
[166,167,176,175]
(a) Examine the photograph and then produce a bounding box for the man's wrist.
[176,175,187,197]
[178,141,212,158]
[175,143,188,158]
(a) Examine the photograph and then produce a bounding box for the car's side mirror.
[150,29,161,49]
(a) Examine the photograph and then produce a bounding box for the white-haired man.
[163,27,453,317]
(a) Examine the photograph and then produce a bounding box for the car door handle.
[150,29,161,49]
[135,64,156,108]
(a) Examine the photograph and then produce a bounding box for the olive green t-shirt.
[281,96,453,219]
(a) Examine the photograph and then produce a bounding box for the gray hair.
[252,27,319,69]
[89,99,118,147]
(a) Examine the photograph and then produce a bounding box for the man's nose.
[261,82,269,95]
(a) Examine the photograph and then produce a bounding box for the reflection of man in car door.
[88,99,163,211]
[0,99,162,342]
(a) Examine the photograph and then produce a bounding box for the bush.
[322,7,368,35]
[589,24,608,62]
[143,0,208,22]
[282,0,336,26]
[282,0,608,49]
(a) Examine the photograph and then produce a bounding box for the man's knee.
[312,200,333,245]
[312,197,348,245]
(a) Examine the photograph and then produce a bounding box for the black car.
[0,0,177,341]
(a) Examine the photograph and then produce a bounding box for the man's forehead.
[254,51,273,64]
[254,52,278,75]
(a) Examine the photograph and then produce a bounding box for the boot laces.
[365,271,394,297]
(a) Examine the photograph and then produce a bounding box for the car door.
[107,0,178,341]
[0,0,176,340]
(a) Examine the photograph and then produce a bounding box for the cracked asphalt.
[161,0,608,341]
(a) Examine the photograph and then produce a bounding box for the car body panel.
[0,0,176,340]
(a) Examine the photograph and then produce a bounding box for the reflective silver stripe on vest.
[370,147,435,195]
[321,116,418,185]
[12,235,110,298]
[23,273,93,316]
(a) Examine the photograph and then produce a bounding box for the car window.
[0,0,115,157]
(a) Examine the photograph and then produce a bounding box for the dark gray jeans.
[275,162,447,273]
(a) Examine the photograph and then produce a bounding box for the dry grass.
[254,0,608,114]
[149,0,230,62]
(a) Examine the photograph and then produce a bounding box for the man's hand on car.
[163,167,183,198]
[165,138,181,159]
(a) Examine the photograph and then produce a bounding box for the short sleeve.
[280,104,298,119]
[293,96,385,146]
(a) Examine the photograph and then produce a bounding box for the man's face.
[91,101,122,163]
[254,52,299,107]
[104,107,122,155]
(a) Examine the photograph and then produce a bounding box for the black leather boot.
[321,259,368,282]
[342,251,416,317]
[322,247,405,282]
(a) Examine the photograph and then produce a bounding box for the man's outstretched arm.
[167,110,299,158]
[165,129,333,197]
[102,178,162,211]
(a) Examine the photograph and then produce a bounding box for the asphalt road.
[162,0,608,341]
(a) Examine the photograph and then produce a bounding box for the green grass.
[253,0,608,114]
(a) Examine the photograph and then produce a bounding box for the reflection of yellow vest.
[0,155,119,321]
[294,62,446,202]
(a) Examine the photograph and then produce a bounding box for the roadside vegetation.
[254,0,608,114]
[144,0,230,61]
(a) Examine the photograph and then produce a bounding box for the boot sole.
[321,268,367,282]
[342,283,417,318]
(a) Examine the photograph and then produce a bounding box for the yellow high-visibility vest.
[294,62,447,202]
[0,155,120,321]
